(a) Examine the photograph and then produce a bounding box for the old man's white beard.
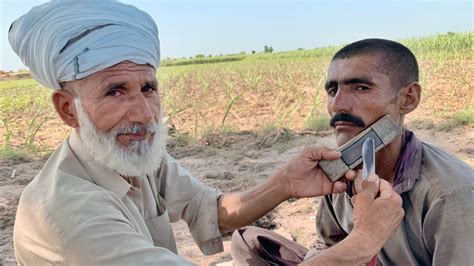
[74,98,168,177]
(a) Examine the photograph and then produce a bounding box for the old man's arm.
[216,147,350,232]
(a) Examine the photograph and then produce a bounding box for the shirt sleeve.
[156,154,223,255]
[315,195,349,247]
[423,187,474,265]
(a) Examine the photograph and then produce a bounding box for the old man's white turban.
[8,0,160,90]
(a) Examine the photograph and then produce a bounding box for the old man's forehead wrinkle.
[84,64,156,88]
[98,79,157,92]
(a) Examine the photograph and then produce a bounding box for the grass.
[0,146,28,161]
[0,80,55,152]
[305,114,331,131]
[454,106,474,125]
[439,106,474,130]
[162,55,246,66]
[0,31,473,159]
[402,32,473,60]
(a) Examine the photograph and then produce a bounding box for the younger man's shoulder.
[419,141,474,195]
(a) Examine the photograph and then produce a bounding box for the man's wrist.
[302,232,374,266]
[268,169,292,201]
[345,229,378,262]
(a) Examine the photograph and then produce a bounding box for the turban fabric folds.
[8,0,160,90]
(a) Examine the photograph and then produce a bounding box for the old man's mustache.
[330,113,366,128]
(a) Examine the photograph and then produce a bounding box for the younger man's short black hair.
[333,38,419,89]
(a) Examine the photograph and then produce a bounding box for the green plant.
[0,146,28,161]
[25,113,48,151]
[0,119,13,148]
[305,114,330,131]
[221,81,242,131]
[453,106,474,125]
[169,131,193,148]
[304,72,326,129]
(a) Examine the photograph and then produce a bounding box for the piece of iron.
[319,115,402,182]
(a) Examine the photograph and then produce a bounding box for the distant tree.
[209,54,212,57]
[251,50,256,54]
[297,48,304,51]
[264,45,273,53]
[196,54,205,58]
[240,51,246,55]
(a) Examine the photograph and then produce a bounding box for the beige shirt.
[314,137,474,265]
[14,131,223,265]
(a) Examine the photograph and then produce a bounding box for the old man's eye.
[142,84,157,93]
[105,87,122,96]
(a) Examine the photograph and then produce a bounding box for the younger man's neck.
[375,135,404,184]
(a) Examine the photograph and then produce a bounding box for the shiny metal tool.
[320,115,402,182]
[361,137,375,180]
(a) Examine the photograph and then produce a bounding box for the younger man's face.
[325,54,403,146]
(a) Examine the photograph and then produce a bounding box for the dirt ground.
[1,124,473,265]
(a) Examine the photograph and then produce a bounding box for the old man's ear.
[398,82,421,115]
[52,90,79,128]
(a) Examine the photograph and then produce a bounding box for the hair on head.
[333,38,419,89]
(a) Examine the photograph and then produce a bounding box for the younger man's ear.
[399,82,421,115]
[51,90,79,128]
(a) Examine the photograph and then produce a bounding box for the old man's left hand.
[276,147,356,199]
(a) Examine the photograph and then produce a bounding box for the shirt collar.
[68,130,131,199]
[346,128,423,196]
[392,129,423,194]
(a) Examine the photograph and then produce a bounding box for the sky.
[0,0,472,71]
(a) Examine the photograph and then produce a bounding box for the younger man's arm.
[302,176,405,265]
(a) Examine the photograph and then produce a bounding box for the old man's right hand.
[351,174,405,260]
[276,147,355,199]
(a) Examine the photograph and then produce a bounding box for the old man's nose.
[126,95,156,124]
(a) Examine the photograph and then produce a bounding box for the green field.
[1,32,473,159]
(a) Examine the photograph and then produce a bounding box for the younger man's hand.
[351,174,405,257]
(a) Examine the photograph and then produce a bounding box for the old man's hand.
[276,147,355,199]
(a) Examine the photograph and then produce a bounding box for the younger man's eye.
[327,87,338,96]
[355,86,370,91]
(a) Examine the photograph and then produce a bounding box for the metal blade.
[362,137,375,180]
